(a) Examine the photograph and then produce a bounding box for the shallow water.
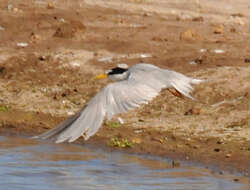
[0,136,247,190]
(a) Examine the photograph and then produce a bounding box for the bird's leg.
[167,88,184,98]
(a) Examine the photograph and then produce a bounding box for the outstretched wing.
[34,63,202,143]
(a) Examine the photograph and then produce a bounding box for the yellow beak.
[95,73,108,79]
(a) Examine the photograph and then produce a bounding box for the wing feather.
[34,63,202,143]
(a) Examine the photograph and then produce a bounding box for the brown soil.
[0,0,250,177]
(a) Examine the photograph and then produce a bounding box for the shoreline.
[0,110,249,177]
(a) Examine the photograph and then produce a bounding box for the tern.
[34,63,202,143]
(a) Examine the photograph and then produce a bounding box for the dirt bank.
[0,0,250,176]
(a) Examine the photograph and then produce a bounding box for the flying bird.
[34,63,202,143]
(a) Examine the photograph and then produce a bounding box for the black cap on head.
[107,67,128,75]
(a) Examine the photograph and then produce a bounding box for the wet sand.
[0,0,250,176]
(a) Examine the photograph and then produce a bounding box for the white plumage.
[33,63,202,143]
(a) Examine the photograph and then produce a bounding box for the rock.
[185,107,203,115]
[193,145,200,149]
[214,148,220,152]
[231,13,244,17]
[53,21,86,38]
[17,42,29,47]
[180,29,200,41]
[7,4,13,11]
[47,3,55,9]
[225,153,231,158]
[244,58,250,63]
[132,138,142,144]
[230,27,236,33]
[233,178,239,182]
[233,17,245,25]
[172,160,181,168]
[214,24,225,34]
[0,66,5,73]
[13,8,19,13]
[30,32,41,43]
[192,16,204,22]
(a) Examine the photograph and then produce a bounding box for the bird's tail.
[166,70,203,100]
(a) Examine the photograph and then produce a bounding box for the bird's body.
[34,63,202,143]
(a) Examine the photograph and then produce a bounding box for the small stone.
[193,145,200,149]
[0,67,5,73]
[213,49,225,54]
[225,153,231,158]
[132,138,142,144]
[47,3,55,9]
[214,24,225,34]
[180,29,200,41]
[214,148,220,152]
[134,129,143,134]
[230,27,236,33]
[233,178,239,182]
[234,17,245,25]
[192,16,204,22]
[7,4,13,11]
[217,140,223,144]
[244,58,250,63]
[185,107,203,115]
[172,160,181,168]
[38,56,46,61]
[30,32,41,43]
[231,13,244,17]
[13,8,19,13]
[17,42,29,47]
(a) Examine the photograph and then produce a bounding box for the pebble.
[225,153,231,158]
[230,27,236,33]
[214,148,220,152]
[214,24,225,34]
[132,138,142,144]
[189,61,197,65]
[59,18,65,23]
[213,49,225,54]
[185,107,203,115]
[192,16,204,22]
[172,160,181,168]
[180,29,200,41]
[199,48,207,53]
[67,111,74,115]
[231,13,244,17]
[134,129,143,134]
[30,33,41,43]
[233,178,239,182]
[17,42,29,47]
[0,26,5,31]
[7,4,13,11]
[233,17,245,25]
[244,58,250,63]
[47,3,55,9]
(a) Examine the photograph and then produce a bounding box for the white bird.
[34,63,202,143]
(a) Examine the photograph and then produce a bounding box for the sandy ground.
[0,0,250,176]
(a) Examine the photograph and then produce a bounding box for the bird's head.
[96,64,129,81]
